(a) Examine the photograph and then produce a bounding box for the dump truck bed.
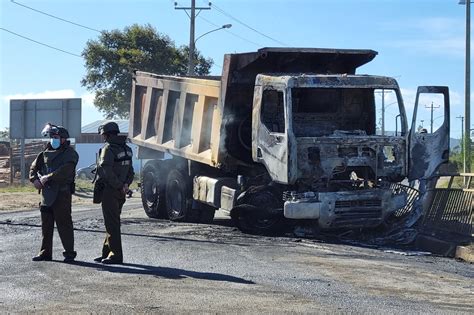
[129,48,378,168]
[129,72,224,166]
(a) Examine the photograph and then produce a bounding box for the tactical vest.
[97,141,133,184]
[109,142,133,183]
[39,144,78,206]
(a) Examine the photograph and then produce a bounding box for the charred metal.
[129,48,450,234]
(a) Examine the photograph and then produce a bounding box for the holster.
[93,180,105,204]
[40,205,52,213]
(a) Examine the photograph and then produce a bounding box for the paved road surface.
[1,200,473,313]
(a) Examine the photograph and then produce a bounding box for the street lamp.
[195,24,232,43]
[460,0,471,173]
[188,24,232,75]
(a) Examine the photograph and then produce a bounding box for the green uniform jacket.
[97,135,134,193]
[29,141,79,207]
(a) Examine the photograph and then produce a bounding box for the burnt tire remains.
[232,188,285,235]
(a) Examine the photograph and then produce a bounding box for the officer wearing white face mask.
[29,123,79,262]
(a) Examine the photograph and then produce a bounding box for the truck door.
[408,86,450,180]
[253,87,295,184]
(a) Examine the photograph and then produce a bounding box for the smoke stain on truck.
[130,48,450,235]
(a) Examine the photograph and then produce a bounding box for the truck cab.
[252,73,449,228]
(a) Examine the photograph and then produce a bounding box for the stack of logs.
[0,142,46,185]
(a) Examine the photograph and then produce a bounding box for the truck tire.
[231,188,285,235]
[141,162,168,219]
[165,169,193,221]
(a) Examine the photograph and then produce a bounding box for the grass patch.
[0,184,37,193]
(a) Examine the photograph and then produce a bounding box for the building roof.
[81,120,129,134]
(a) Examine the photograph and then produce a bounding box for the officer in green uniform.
[29,123,79,262]
[93,122,134,264]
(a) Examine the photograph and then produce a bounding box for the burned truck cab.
[252,73,448,229]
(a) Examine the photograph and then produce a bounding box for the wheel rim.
[144,172,158,208]
[167,178,185,218]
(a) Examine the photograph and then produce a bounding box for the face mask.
[50,138,61,149]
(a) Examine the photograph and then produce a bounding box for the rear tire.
[141,162,168,219]
[165,169,192,221]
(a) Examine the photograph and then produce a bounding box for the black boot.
[93,256,104,262]
[63,251,77,263]
[32,254,52,261]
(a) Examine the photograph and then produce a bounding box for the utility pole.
[457,115,465,162]
[374,89,393,135]
[466,0,472,174]
[457,115,465,141]
[425,102,440,133]
[382,89,385,135]
[175,1,211,75]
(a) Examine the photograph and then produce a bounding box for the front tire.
[231,187,285,235]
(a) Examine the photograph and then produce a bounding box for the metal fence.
[421,173,474,238]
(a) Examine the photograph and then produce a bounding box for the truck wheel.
[141,163,167,219]
[165,169,192,221]
[231,189,284,235]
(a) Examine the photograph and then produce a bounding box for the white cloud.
[80,92,96,108]
[3,89,76,101]
[381,17,465,58]
[413,17,463,36]
[400,88,417,111]
[450,90,462,107]
[0,89,104,128]
[387,38,464,58]
[382,17,463,36]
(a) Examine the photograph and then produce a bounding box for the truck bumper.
[284,189,407,229]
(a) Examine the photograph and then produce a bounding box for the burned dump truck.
[129,48,450,234]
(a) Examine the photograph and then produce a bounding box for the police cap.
[98,122,120,135]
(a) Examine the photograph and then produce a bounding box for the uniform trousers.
[39,192,75,258]
[101,186,126,260]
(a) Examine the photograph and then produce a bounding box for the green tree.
[0,127,9,141]
[81,24,213,118]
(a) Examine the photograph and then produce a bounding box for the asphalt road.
[0,199,473,314]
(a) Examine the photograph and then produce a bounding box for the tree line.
[81,24,213,119]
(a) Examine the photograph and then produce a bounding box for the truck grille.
[332,199,383,227]
[335,200,381,208]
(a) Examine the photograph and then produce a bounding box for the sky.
[0,0,469,138]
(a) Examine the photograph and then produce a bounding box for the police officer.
[93,122,134,264]
[29,123,79,262]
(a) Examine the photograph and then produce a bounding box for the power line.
[198,15,261,47]
[10,0,102,33]
[209,2,289,46]
[0,28,82,58]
